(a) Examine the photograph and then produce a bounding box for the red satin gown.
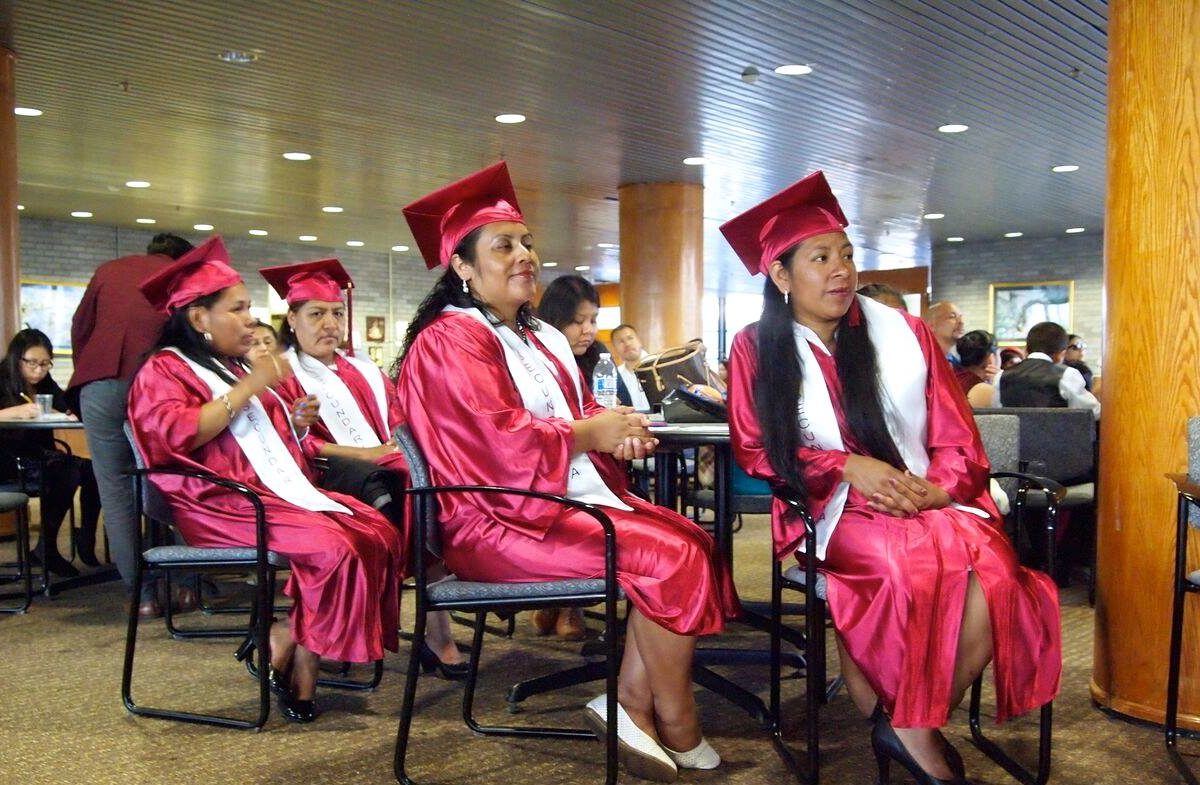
[128,351,402,663]
[728,315,1061,728]
[396,313,740,635]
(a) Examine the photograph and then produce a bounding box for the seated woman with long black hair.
[393,162,739,782]
[723,172,1061,785]
[260,258,467,680]
[0,328,101,576]
[127,237,403,723]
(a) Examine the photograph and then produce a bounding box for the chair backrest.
[393,424,442,558]
[122,421,176,526]
[1189,417,1200,527]
[973,413,1020,499]
[973,407,1095,484]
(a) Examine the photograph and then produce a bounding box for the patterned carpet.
[0,514,1183,784]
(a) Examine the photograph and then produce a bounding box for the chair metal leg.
[394,608,428,784]
[1167,492,1199,784]
[967,676,1052,785]
[0,505,33,613]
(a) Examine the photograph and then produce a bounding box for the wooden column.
[0,46,18,338]
[1092,0,1200,727]
[617,182,703,351]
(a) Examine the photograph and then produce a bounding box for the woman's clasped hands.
[575,406,659,460]
[842,454,951,517]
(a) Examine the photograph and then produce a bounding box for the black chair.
[1165,416,1200,785]
[0,491,33,613]
[392,425,621,785]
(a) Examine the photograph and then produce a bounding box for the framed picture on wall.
[20,280,88,354]
[989,280,1074,345]
[365,315,386,343]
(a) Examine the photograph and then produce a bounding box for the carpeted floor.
[0,513,1184,784]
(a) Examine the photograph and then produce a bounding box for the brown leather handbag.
[634,345,721,407]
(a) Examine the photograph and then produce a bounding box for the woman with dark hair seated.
[394,163,739,781]
[724,172,1060,785]
[260,258,467,679]
[954,329,1001,408]
[127,237,403,723]
[0,328,101,575]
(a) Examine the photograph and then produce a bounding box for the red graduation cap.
[258,257,359,356]
[138,235,243,313]
[719,170,849,276]
[402,161,525,270]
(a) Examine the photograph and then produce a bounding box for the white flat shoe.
[664,737,721,769]
[583,694,678,783]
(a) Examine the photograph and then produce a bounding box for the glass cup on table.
[35,394,54,417]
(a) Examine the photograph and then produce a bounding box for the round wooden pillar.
[617,182,703,351]
[0,46,19,338]
[1092,0,1200,727]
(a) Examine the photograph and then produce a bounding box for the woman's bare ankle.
[892,727,953,779]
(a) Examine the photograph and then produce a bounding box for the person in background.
[954,330,1001,408]
[999,347,1025,371]
[724,170,1060,785]
[69,232,197,617]
[1063,334,1094,391]
[129,236,403,723]
[857,282,906,310]
[249,320,281,360]
[610,323,651,411]
[999,321,1100,420]
[922,301,966,367]
[0,329,100,576]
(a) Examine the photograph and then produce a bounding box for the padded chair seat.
[428,577,623,604]
[143,545,290,568]
[0,491,28,512]
[1020,482,1094,508]
[782,565,828,600]
[686,489,774,515]
[1188,570,1200,588]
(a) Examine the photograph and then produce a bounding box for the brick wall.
[930,233,1104,373]
[16,217,440,386]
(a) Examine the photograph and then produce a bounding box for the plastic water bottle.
[592,353,619,408]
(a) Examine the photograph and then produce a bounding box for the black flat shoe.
[872,709,968,785]
[417,641,470,680]
[278,692,317,724]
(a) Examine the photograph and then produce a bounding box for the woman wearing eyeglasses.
[0,328,101,575]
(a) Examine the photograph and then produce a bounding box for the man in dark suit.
[68,233,194,617]
[999,321,1100,420]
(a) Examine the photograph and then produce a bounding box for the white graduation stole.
[285,348,388,448]
[163,348,350,514]
[794,295,984,559]
[443,306,632,512]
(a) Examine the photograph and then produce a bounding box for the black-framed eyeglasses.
[20,357,53,370]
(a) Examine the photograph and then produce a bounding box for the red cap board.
[718,170,849,276]
[258,257,358,356]
[402,161,525,269]
[138,235,243,313]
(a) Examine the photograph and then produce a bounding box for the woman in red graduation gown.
[261,258,468,679]
[723,172,1061,785]
[127,237,403,723]
[393,163,739,783]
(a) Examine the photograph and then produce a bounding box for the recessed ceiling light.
[321,206,343,213]
[542,262,558,268]
[923,212,945,220]
[1065,227,1086,234]
[14,107,43,117]
[574,265,591,271]
[125,180,151,189]
[248,229,268,236]
[282,152,312,161]
[194,223,214,231]
[390,245,409,252]
[218,50,259,64]
[774,64,813,75]
[346,240,364,247]
[683,156,706,166]
[1004,231,1023,238]
[495,113,526,124]
[298,235,317,242]
[1051,164,1080,173]
[938,124,969,133]
[136,218,156,224]
[16,204,24,211]
[946,236,965,243]
[70,211,93,218]
[596,242,619,249]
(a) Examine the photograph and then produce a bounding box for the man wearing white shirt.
[610,323,651,411]
[999,321,1101,420]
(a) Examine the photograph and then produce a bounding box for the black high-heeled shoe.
[872,709,968,785]
[417,642,470,680]
[278,691,317,724]
[868,703,964,780]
